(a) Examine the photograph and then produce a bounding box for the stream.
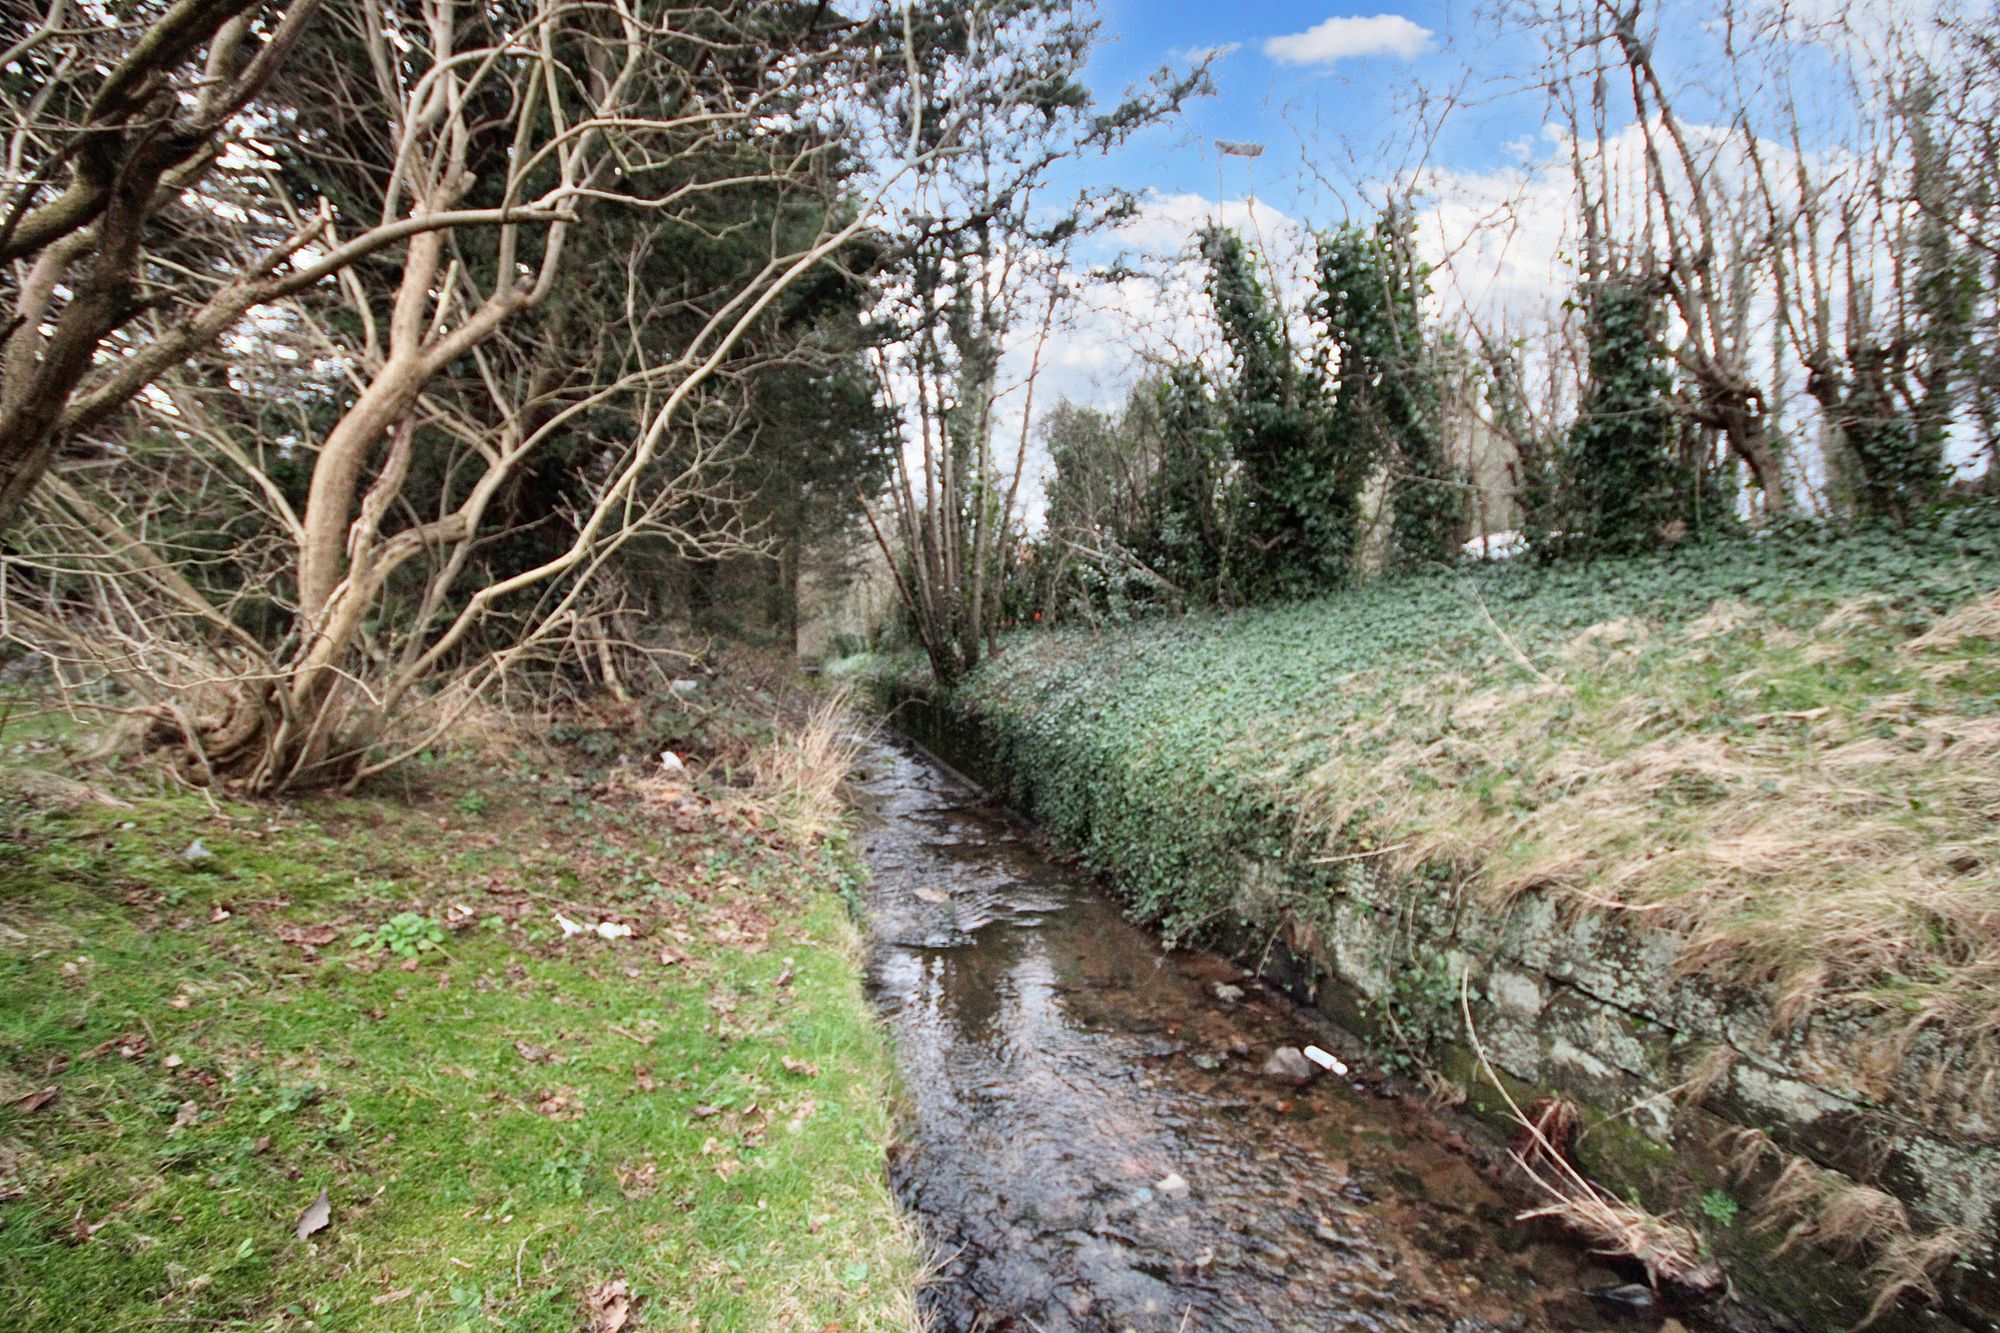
[854,734,1681,1333]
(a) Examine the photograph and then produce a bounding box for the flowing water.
[855,735,1681,1333]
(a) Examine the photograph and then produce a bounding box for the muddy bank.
[876,688,1996,1333]
[854,734,1777,1332]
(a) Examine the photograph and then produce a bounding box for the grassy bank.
[0,692,921,1331]
[897,509,2000,1110]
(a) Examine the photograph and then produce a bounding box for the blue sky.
[1073,1,1541,222]
[1019,3,1546,428]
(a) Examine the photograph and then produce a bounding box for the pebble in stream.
[856,739,1675,1333]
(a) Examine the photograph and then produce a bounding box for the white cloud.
[1262,14,1434,67]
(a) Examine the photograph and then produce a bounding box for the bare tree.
[0,0,330,521]
[1,0,939,790]
[862,0,1205,686]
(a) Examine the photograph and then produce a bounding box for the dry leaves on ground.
[586,1277,633,1332]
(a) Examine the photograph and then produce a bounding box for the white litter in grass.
[554,912,632,940]
[1303,1045,1349,1076]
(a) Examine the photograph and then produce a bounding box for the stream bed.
[855,734,1685,1333]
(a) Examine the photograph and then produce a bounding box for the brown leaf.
[690,1103,723,1120]
[11,1085,57,1113]
[779,1056,819,1079]
[295,1188,331,1241]
[616,1162,658,1200]
[514,1040,556,1065]
[585,1278,632,1333]
[170,1100,199,1133]
[275,923,340,948]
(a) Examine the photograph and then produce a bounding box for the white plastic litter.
[659,750,688,778]
[554,912,632,940]
[1302,1045,1349,1076]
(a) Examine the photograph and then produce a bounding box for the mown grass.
[0,703,920,1331]
[928,508,2000,1114]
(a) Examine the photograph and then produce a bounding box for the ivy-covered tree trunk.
[1316,209,1469,573]
[1564,276,1694,556]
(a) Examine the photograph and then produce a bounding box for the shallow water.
[855,735,1678,1333]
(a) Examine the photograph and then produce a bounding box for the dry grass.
[1464,991,1725,1301]
[735,689,865,847]
[1729,1137,1971,1327]
[1285,590,2000,1110]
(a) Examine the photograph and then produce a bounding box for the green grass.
[0,726,920,1330]
[914,507,2000,1106]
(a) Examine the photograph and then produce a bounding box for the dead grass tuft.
[1671,1044,1736,1106]
[1747,1152,1971,1326]
[736,690,864,847]
[1464,996,1725,1301]
[1684,599,1758,639]
[1904,591,2000,653]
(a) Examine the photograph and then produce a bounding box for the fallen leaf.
[170,1100,199,1132]
[276,923,340,948]
[691,1103,723,1120]
[773,960,794,987]
[11,1085,57,1113]
[586,1277,632,1333]
[295,1188,331,1241]
[617,1162,658,1199]
[780,1056,819,1078]
[514,1040,556,1065]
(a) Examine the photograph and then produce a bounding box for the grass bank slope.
[942,510,2000,1115]
[0,696,920,1331]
